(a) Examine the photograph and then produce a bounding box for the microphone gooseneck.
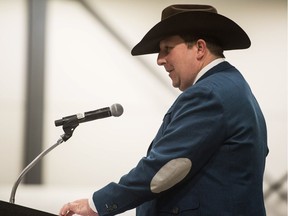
[10,137,64,204]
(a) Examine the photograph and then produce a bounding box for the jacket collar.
[196,61,235,84]
[193,58,225,84]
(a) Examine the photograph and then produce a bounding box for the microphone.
[9,104,123,204]
[54,103,124,127]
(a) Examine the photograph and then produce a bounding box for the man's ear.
[195,39,207,59]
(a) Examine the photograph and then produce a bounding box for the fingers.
[59,202,72,216]
[59,199,98,216]
[59,202,82,216]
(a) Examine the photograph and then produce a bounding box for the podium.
[0,200,57,216]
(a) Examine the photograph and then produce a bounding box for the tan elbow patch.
[150,158,192,193]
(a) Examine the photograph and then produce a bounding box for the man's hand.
[59,199,98,216]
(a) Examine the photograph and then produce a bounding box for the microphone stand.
[9,117,80,204]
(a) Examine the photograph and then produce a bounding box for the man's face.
[157,35,200,91]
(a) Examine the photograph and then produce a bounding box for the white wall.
[0,0,26,184]
[0,0,286,215]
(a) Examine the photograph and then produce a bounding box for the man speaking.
[60,4,268,216]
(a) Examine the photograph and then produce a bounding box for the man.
[60,4,268,216]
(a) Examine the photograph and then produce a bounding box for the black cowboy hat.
[131,4,251,56]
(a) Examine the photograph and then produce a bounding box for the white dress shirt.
[193,58,225,85]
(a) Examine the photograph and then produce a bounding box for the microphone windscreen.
[111,103,124,117]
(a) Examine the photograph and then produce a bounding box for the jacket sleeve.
[92,85,226,216]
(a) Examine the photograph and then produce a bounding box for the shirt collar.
[193,58,225,85]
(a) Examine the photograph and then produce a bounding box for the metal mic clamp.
[61,115,80,141]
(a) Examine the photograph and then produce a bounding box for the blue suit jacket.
[93,61,268,216]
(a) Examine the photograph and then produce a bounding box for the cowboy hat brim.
[131,11,251,56]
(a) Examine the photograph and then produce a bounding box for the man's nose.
[157,53,166,66]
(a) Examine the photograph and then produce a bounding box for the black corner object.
[0,200,57,216]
